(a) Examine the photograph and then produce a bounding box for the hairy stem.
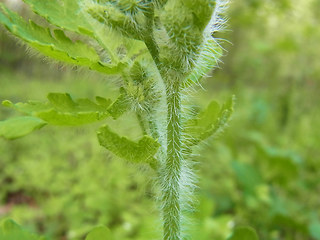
[162,78,182,240]
[148,116,159,140]
[137,112,147,135]
[144,5,161,70]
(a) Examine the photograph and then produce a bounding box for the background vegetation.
[0,0,319,239]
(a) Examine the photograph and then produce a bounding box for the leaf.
[0,116,46,140]
[106,89,130,120]
[227,226,259,240]
[23,0,147,64]
[97,125,160,168]
[0,4,124,74]
[186,96,235,146]
[85,226,111,240]
[23,0,95,38]
[184,38,223,87]
[0,219,46,240]
[3,93,130,126]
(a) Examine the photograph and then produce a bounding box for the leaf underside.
[0,3,125,74]
[23,0,96,37]
[22,0,147,62]
[97,125,160,168]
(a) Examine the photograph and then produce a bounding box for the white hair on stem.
[205,0,230,38]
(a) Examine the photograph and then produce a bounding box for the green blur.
[0,0,319,239]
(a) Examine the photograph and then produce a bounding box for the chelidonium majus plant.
[0,0,234,239]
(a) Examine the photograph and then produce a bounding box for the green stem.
[137,112,147,135]
[144,4,161,72]
[148,116,159,140]
[162,79,182,240]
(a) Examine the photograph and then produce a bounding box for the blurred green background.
[0,0,319,239]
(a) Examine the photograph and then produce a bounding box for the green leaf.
[85,226,111,240]
[23,0,147,64]
[184,38,223,87]
[23,0,95,38]
[106,90,130,120]
[0,3,124,74]
[186,96,235,146]
[3,93,131,126]
[0,116,46,140]
[227,226,259,240]
[0,219,46,240]
[97,125,160,168]
[1,92,130,138]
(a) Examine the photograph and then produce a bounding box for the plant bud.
[124,61,160,112]
[117,0,151,14]
[159,0,215,73]
[86,1,143,39]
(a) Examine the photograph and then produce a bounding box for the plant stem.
[137,112,147,135]
[162,78,182,240]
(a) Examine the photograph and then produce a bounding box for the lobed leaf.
[0,116,46,140]
[23,0,96,37]
[185,95,235,146]
[3,92,129,127]
[106,89,131,120]
[97,125,160,168]
[0,3,124,74]
[23,0,148,64]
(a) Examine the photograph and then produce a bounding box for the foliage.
[1,0,319,239]
[0,0,233,240]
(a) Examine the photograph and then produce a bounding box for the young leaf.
[227,227,259,240]
[0,219,46,240]
[0,4,124,74]
[97,125,160,168]
[0,116,46,140]
[85,226,111,240]
[186,96,235,146]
